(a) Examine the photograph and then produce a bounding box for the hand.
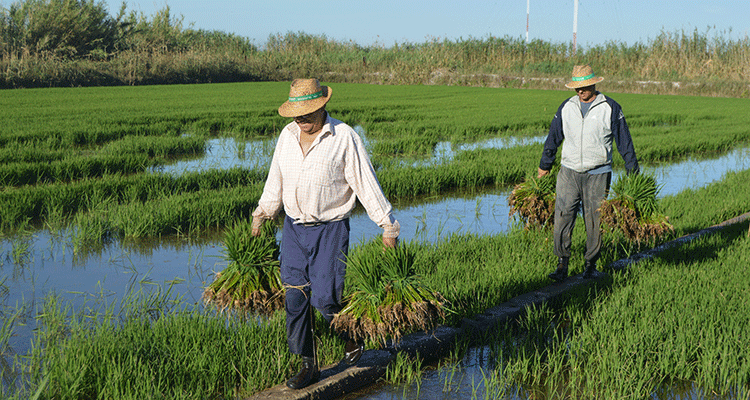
[382,236,398,249]
[537,168,550,179]
[251,217,264,237]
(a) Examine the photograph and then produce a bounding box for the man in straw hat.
[251,78,399,389]
[538,65,639,282]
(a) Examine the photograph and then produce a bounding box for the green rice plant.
[384,351,424,386]
[16,285,292,399]
[0,283,24,389]
[599,172,674,243]
[488,223,750,399]
[203,220,282,315]
[332,239,448,345]
[508,169,557,230]
[0,167,266,232]
[5,167,750,398]
[3,81,750,239]
[0,153,152,186]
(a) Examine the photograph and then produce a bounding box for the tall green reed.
[4,23,749,97]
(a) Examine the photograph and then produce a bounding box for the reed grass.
[2,16,749,97]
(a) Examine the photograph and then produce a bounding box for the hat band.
[289,90,323,102]
[571,73,596,82]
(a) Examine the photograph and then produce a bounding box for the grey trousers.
[553,166,611,263]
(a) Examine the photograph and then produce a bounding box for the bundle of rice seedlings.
[202,220,283,315]
[331,240,447,345]
[599,172,674,243]
[508,170,557,230]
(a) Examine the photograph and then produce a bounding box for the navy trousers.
[280,216,350,357]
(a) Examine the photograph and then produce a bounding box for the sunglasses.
[293,112,315,122]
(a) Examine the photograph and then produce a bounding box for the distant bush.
[0,0,124,59]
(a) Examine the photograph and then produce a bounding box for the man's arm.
[609,100,639,174]
[343,129,400,245]
[251,131,287,236]
[539,101,566,174]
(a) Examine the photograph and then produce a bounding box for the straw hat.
[565,65,604,89]
[278,78,332,118]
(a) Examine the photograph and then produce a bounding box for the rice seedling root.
[508,174,556,230]
[202,221,284,315]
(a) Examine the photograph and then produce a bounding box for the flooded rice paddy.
[2,134,750,398]
[345,346,712,400]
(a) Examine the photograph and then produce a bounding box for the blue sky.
[102,0,748,48]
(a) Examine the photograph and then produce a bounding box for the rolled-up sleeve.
[344,129,400,238]
[253,134,285,221]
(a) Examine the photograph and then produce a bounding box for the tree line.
[1,0,748,97]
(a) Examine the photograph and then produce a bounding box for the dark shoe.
[582,260,607,279]
[342,339,364,365]
[286,356,319,390]
[548,257,569,282]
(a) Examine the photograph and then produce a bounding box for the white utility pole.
[526,0,530,43]
[573,0,578,54]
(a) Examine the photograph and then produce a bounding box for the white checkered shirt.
[252,115,399,238]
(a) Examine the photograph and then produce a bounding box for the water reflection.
[362,125,546,168]
[350,187,514,245]
[346,345,526,400]
[432,136,547,164]
[347,344,721,400]
[0,231,222,358]
[649,147,750,197]
[150,137,276,175]
[347,147,750,244]
[146,131,749,197]
[149,129,546,175]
